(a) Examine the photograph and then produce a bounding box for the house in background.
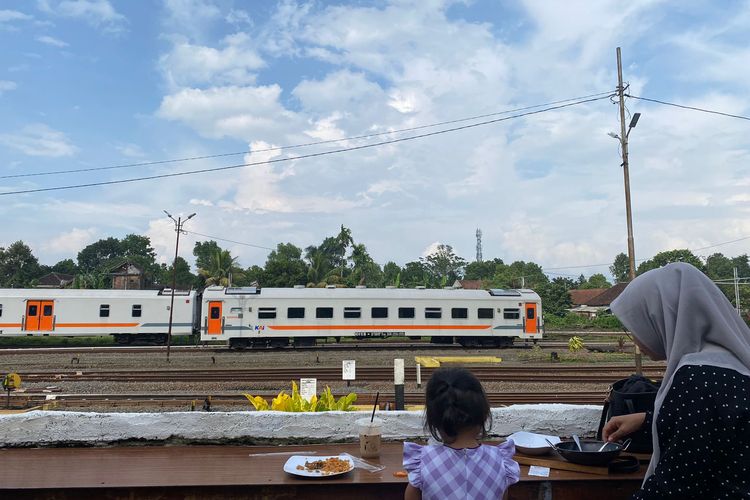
[452,279,484,290]
[568,283,628,317]
[35,272,75,289]
[109,262,145,290]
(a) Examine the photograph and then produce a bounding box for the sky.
[1,0,749,279]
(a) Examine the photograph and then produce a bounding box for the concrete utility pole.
[616,47,642,375]
[164,211,196,361]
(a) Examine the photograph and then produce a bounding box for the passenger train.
[0,286,543,348]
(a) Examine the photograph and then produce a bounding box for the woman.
[603,262,750,499]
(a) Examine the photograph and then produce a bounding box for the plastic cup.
[357,417,383,458]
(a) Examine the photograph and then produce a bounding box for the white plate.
[283,455,354,478]
[507,431,561,456]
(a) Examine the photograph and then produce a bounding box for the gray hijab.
[610,262,750,481]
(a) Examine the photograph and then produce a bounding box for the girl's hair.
[424,367,491,443]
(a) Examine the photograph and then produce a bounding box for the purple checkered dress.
[403,440,520,500]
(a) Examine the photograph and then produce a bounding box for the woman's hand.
[602,412,646,442]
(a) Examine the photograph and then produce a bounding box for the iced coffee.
[357,417,383,458]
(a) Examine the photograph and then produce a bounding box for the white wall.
[0,404,601,447]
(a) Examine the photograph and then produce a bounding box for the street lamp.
[164,211,196,361]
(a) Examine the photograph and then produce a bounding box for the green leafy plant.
[568,336,585,352]
[244,381,357,412]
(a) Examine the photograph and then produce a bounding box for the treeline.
[0,226,747,317]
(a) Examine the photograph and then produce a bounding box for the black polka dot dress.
[633,364,750,499]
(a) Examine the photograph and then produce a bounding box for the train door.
[25,301,41,330]
[39,301,55,331]
[207,301,223,335]
[524,303,538,334]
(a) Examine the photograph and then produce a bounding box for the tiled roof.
[587,282,629,306]
[456,280,484,290]
[569,288,608,306]
[37,272,75,286]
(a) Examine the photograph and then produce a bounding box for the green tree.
[579,273,611,289]
[382,261,401,286]
[0,241,42,287]
[421,244,466,287]
[637,249,704,275]
[77,237,122,272]
[263,243,307,287]
[464,258,503,281]
[161,256,196,289]
[347,243,383,287]
[198,249,245,286]
[243,265,265,286]
[305,246,332,285]
[491,261,548,289]
[51,258,78,275]
[335,225,353,278]
[193,241,222,273]
[610,253,630,283]
[401,261,429,288]
[538,277,575,317]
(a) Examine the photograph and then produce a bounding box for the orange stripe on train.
[56,323,140,328]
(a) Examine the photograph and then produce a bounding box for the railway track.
[0,340,622,355]
[17,365,663,384]
[9,390,606,409]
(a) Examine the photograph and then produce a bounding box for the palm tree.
[335,225,353,278]
[198,249,244,287]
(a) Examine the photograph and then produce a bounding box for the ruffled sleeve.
[402,442,424,489]
[495,440,521,487]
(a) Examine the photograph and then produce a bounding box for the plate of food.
[283,455,354,478]
[507,431,561,456]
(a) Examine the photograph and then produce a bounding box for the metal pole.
[617,47,641,375]
[735,267,741,316]
[166,216,181,362]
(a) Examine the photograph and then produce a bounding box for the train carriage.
[201,286,543,349]
[0,289,197,344]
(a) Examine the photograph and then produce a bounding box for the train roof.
[202,286,541,301]
[0,289,195,299]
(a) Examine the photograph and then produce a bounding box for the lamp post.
[615,47,642,374]
[164,211,196,361]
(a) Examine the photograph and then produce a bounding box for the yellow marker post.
[3,373,21,409]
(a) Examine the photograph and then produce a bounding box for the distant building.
[109,262,145,290]
[568,283,628,317]
[453,280,484,290]
[36,272,75,289]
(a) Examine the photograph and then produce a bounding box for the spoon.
[596,442,609,452]
[572,434,582,451]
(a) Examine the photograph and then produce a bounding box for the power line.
[0,94,613,197]
[183,230,275,251]
[626,94,750,121]
[0,90,616,180]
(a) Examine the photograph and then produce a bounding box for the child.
[403,367,520,500]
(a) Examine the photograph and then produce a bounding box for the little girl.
[403,367,520,500]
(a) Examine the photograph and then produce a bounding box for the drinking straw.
[370,391,380,423]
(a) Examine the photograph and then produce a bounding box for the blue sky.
[1,0,749,278]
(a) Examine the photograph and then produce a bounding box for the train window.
[478,308,494,319]
[287,307,305,319]
[451,308,468,319]
[0,304,2,317]
[344,307,361,319]
[316,307,334,319]
[28,305,38,316]
[425,307,442,319]
[398,307,415,319]
[100,304,110,318]
[210,307,220,319]
[371,307,388,318]
[503,308,520,320]
[132,305,142,317]
[43,305,53,316]
[527,307,535,320]
[258,307,277,319]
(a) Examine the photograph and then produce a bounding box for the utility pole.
[164,211,196,361]
[616,47,642,375]
[734,267,741,316]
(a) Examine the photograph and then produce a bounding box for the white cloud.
[162,0,221,40]
[0,123,78,157]
[36,34,68,47]
[115,143,145,158]
[0,9,33,24]
[37,0,127,33]
[189,198,214,207]
[43,227,97,254]
[160,33,264,88]
[0,80,17,95]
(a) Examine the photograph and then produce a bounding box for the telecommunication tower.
[475,228,483,262]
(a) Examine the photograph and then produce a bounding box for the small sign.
[528,466,550,477]
[300,378,317,402]
[394,359,405,385]
[342,360,356,381]
[2,373,21,391]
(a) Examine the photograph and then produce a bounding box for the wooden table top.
[0,442,646,490]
